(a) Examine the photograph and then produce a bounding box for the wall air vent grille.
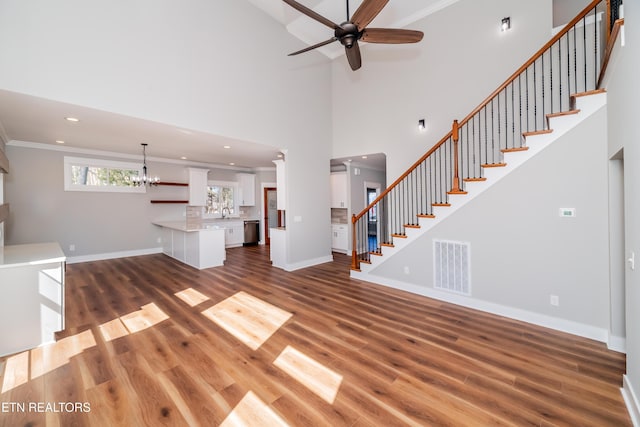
[433,239,471,295]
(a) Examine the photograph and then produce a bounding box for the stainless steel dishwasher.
[243,220,260,246]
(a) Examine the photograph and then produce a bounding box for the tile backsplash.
[331,208,348,224]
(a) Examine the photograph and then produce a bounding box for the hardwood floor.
[0,246,631,426]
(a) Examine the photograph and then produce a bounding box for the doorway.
[609,151,626,350]
[263,187,277,245]
[365,181,381,252]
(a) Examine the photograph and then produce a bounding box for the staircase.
[350,0,622,278]
[352,88,606,278]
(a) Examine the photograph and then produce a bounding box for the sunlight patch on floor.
[1,302,171,394]
[120,302,169,333]
[30,329,96,379]
[273,345,343,404]
[175,288,210,307]
[201,291,292,351]
[220,391,289,427]
[98,318,130,342]
[1,328,97,393]
[1,350,29,393]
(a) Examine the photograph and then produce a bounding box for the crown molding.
[5,140,271,172]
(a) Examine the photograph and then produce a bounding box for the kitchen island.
[153,221,226,269]
[0,242,66,357]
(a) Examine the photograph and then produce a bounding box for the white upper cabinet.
[188,168,209,206]
[236,173,256,206]
[330,172,348,208]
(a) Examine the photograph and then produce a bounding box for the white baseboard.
[622,375,640,426]
[352,272,610,344]
[66,247,162,264]
[608,335,626,353]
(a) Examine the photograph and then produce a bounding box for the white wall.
[605,1,640,421]
[370,106,611,337]
[0,0,334,266]
[331,0,553,182]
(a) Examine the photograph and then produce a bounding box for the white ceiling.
[0,0,457,170]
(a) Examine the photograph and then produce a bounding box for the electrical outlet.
[157,237,162,244]
[550,295,559,306]
[69,244,76,252]
[404,266,410,275]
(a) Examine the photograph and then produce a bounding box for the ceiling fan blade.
[361,28,424,44]
[288,37,338,56]
[345,40,362,71]
[351,0,388,31]
[281,0,340,30]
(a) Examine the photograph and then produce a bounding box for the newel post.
[450,119,463,194]
[351,214,359,271]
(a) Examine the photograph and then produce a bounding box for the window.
[64,156,144,193]
[206,181,237,216]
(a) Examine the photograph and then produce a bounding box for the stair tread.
[571,88,606,98]
[417,214,436,218]
[432,203,451,207]
[464,177,487,182]
[523,129,553,137]
[501,147,529,153]
[481,163,507,168]
[405,224,420,229]
[546,109,580,119]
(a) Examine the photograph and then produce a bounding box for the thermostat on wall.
[559,208,576,217]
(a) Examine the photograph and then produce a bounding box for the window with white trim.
[64,156,145,193]
[206,181,238,216]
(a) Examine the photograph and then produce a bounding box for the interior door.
[264,187,277,245]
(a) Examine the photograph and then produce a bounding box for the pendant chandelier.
[132,143,160,186]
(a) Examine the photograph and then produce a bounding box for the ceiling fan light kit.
[282,0,424,71]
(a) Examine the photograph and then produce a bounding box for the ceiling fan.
[282,0,424,71]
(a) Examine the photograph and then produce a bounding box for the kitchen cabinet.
[0,243,66,357]
[188,168,209,206]
[332,224,348,253]
[330,172,348,208]
[236,173,256,206]
[154,221,226,269]
[223,220,244,247]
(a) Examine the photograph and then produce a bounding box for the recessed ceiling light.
[180,156,187,160]
[223,145,231,149]
[55,140,65,144]
[229,162,235,166]
[65,117,79,122]
[277,153,283,158]
[362,155,368,159]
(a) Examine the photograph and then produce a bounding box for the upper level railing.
[352,0,621,271]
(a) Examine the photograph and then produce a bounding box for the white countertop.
[153,220,229,232]
[0,242,66,269]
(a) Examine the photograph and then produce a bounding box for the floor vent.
[434,239,471,295]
